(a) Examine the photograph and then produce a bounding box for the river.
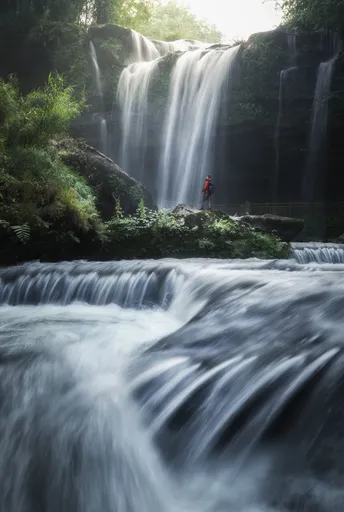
[0,248,344,511]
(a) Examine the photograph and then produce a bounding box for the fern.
[12,223,31,244]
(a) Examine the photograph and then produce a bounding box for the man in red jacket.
[201,175,214,210]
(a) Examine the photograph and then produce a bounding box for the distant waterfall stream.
[273,33,297,203]
[303,50,339,202]
[1,257,344,511]
[89,41,109,155]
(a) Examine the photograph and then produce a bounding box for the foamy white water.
[117,59,160,183]
[1,253,344,511]
[158,45,241,207]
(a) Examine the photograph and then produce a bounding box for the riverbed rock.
[172,204,303,242]
[238,214,304,242]
[172,204,199,215]
[54,138,156,220]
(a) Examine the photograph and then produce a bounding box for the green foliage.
[0,74,102,255]
[12,223,31,244]
[111,0,156,30]
[28,22,89,92]
[105,208,288,259]
[136,1,223,43]
[0,74,85,149]
[269,0,344,31]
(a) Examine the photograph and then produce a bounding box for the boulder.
[172,204,199,215]
[54,138,156,220]
[238,214,304,242]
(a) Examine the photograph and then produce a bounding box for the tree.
[111,0,157,31]
[136,1,223,43]
[268,0,344,31]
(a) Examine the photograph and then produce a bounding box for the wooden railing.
[161,202,344,218]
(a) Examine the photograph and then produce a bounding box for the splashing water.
[1,254,344,511]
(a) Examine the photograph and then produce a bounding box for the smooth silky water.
[1,249,344,511]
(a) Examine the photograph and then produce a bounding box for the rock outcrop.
[238,214,304,242]
[172,204,303,242]
[54,138,156,220]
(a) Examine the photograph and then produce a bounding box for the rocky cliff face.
[77,27,344,208]
[1,23,343,211]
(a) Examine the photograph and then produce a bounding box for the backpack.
[208,181,215,195]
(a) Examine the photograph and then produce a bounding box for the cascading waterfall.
[158,45,241,207]
[153,39,206,55]
[117,59,160,184]
[117,28,239,206]
[130,29,160,62]
[273,34,297,203]
[89,41,108,155]
[303,53,338,203]
[117,31,207,186]
[1,256,344,511]
[291,242,344,264]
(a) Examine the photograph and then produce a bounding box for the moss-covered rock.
[103,207,289,260]
[238,214,304,242]
[54,137,156,220]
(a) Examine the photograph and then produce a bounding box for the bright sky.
[183,0,282,41]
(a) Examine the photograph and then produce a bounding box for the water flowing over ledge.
[115,26,241,205]
[1,254,344,511]
[291,242,344,264]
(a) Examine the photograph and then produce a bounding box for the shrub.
[0,73,103,256]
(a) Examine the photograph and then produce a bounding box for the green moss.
[129,184,144,204]
[103,208,288,260]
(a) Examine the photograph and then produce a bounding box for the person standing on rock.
[201,175,214,210]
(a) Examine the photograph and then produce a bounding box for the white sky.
[180,0,282,41]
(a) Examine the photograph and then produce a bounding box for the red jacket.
[202,178,211,193]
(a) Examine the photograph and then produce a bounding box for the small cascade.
[89,41,109,155]
[303,51,339,203]
[273,33,297,203]
[291,242,344,264]
[158,45,241,207]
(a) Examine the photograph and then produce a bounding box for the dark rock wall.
[1,23,344,209]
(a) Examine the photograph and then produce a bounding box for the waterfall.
[117,59,160,184]
[158,45,241,207]
[117,29,228,201]
[153,39,207,55]
[130,29,160,62]
[1,258,344,510]
[287,34,297,66]
[273,33,297,203]
[303,54,337,202]
[291,242,344,264]
[89,41,109,155]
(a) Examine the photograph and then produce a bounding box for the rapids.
[1,253,344,511]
